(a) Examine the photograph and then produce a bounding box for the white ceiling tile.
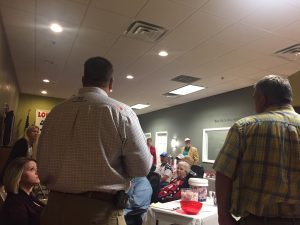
[159,10,233,52]
[91,0,147,17]
[105,36,154,74]
[83,7,133,34]
[241,1,300,32]
[245,55,288,71]
[275,20,300,41]
[170,0,209,9]
[209,23,269,49]
[36,15,79,42]
[37,0,87,25]
[267,62,300,76]
[242,33,297,55]
[172,39,239,72]
[136,0,195,29]
[77,27,118,46]
[1,7,35,41]
[67,41,110,67]
[288,0,300,8]
[124,45,180,79]
[199,0,258,21]
[67,0,90,4]
[0,0,35,13]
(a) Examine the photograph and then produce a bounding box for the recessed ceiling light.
[169,85,205,95]
[43,79,50,83]
[126,75,134,79]
[131,104,150,110]
[158,50,168,57]
[41,90,47,95]
[50,23,63,33]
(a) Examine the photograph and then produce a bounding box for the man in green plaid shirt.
[213,75,300,225]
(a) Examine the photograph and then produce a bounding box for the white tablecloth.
[143,199,218,225]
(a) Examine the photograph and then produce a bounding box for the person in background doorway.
[180,138,199,165]
[147,138,157,172]
[37,56,152,225]
[155,152,173,188]
[214,75,300,225]
[0,125,39,185]
[1,157,44,225]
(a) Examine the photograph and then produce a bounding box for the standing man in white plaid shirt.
[37,56,152,225]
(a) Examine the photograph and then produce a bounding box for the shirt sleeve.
[213,123,242,179]
[121,109,152,177]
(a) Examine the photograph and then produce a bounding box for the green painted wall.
[138,86,255,171]
[14,93,64,141]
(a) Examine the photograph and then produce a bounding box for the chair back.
[125,208,147,225]
[191,165,204,178]
[146,171,161,203]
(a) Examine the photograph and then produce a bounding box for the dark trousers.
[238,215,300,225]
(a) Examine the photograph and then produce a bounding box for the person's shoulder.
[14,138,27,145]
[4,192,24,206]
[234,114,261,127]
[106,97,137,119]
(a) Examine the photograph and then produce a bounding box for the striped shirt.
[213,105,300,217]
[37,87,152,193]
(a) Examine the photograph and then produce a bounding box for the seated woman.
[1,157,44,225]
[158,161,190,203]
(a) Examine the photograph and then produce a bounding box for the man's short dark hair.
[254,75,292,105]
[83,56,113,87]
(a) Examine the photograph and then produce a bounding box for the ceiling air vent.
[171,75,200,84]
[125,21,167,42]
[274,43,300,62]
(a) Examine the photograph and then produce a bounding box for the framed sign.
[35,109,50,132]
[202,127,230,163]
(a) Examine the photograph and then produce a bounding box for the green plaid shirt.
[213,105,300,217]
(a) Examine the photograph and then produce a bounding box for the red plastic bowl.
[180,200,203,215]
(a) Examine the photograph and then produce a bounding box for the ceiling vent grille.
[171,75,200,84]
[125,21,167,42]
[274,43,300,62]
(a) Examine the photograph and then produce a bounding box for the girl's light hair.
[178,161,191,175]
[3,157,37,194]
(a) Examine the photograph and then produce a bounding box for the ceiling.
[1,0,300,114]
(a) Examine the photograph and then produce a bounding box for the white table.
[143,199,218,225]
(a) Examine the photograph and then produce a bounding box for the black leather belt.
[52,191,116,202]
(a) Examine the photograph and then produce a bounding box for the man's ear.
[109,78,113,92]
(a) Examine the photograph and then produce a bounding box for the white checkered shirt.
[37,87,152,193]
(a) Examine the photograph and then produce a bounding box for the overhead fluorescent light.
[158,50,168,57]
[131,104,150,109]
[126,75,134,79]
[50,23,63,33]
[169,85,205,95]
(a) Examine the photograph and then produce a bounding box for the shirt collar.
[264,104,295,113]
[78,87,108,97]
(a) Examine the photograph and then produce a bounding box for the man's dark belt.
[52,190,116,202]
[79,191,116,202]
[247,214,300,222]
